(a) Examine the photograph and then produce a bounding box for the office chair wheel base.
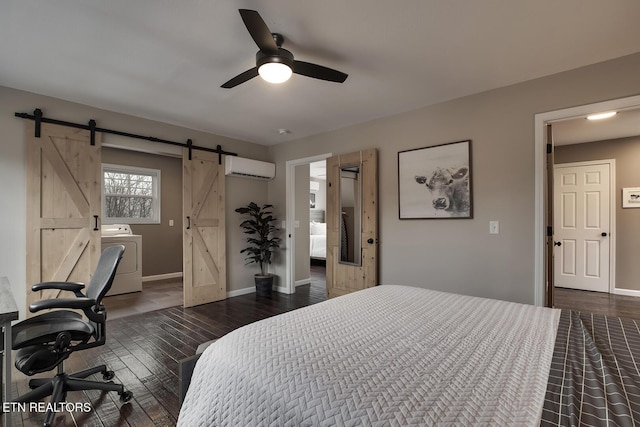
[103,370,115,381]
[119,390,133,403]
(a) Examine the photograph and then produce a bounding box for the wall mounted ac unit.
[225,156,276,181]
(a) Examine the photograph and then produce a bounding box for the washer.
[101,224,142,296]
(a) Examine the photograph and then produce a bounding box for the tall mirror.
[339,164,362,265]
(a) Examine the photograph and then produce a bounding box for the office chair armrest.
[29,297,96,313]
[31,282,86,292]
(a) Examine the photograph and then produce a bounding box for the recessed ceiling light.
[586,111,617,121]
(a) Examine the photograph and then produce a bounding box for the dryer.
[101,224,142,296]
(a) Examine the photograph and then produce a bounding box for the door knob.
[601,232,608,237]
[553,241,562,246]
[367,238,374,244]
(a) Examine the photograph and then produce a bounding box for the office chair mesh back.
[86,245,125,303]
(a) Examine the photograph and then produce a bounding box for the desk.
[1,277,18,427]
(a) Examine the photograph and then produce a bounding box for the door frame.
[553,159,616,294]
[534,94,640,306]
[284,153,332,294]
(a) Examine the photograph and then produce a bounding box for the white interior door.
[553,161,612,292]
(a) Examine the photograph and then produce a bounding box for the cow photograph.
[398,140,472,219]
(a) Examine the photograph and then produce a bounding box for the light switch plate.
[489,221,500,235]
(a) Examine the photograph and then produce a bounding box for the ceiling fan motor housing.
[256,48,294,69]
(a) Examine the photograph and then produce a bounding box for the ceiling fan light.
[258,62,292,84]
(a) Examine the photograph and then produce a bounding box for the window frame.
[102,163,161,225]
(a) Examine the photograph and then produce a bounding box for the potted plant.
[235,202,281,296]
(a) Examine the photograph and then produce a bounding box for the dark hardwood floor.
[554,286,640,320]
[4,277,327,427]
[102,280,183,320]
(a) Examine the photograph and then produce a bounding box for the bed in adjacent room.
[178,285,640,426]
[309,221,326,260]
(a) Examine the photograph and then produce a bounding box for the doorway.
[535,94,640,309]
[100,146,185,318]
[285,153,332,295]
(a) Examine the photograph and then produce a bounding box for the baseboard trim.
[295,278,311,287]
[227,286,255,298]
[613,288,640,298]
[142,272,183,282]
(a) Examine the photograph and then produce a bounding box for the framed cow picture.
[398,140,472,219]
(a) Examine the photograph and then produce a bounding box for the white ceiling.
[2,1,640,146]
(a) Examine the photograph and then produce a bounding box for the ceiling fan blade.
[293,61,348,83]
[239,9,278,54]
[221,67,259,89]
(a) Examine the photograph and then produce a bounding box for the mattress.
[178,285,561,426]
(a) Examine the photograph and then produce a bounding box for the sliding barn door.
[326,148,378,298]
[183,149,226,307]
[26,122,101,312]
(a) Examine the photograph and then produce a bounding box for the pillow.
[310,222,326,235]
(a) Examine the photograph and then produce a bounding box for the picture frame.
[398,140,472,219]
[310,193,316,209]
[622,187,640,208]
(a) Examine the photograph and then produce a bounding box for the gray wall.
[267,52,640,305]
[102,147,182,277]
[4,53,640,315]
[0,85,269,317]
[555,136,640,291]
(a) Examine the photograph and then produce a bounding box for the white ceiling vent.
[225,156,275,181]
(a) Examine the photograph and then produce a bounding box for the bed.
[309,221,326,260]
[177,285,640,426]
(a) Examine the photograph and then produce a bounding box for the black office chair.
[11,245,132,427]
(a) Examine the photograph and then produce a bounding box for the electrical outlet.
[489,221,500,235]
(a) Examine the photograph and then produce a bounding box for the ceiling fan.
[221,9,348,89]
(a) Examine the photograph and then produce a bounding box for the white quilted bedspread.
[178,285,560,426]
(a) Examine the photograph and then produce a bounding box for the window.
[102,164,161,224]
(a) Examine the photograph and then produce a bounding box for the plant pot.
[254,274,274,296]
